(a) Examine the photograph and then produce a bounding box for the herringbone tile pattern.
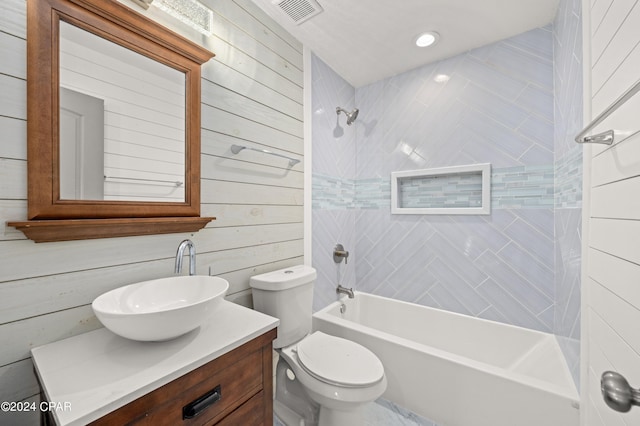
[311,14,581,340]
[353,27,554,180]
[354,209,555,332]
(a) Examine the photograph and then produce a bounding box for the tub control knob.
[333,244,349,264]
[601,371,640,412]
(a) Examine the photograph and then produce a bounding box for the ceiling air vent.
[275,0,323,25]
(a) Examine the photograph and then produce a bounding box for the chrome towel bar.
[230,144,300,167]
[575,76,640,145]
[104,175,183,187]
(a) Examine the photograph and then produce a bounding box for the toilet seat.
[295,331,384,388]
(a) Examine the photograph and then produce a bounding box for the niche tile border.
[391,164,491,215]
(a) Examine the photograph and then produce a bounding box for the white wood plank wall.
[0,0,304,424]
[584,0,640,424]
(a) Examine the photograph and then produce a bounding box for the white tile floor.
[275,398,437,426]
[364,399,436,426]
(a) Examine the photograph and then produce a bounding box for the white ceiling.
[251,0,561,88]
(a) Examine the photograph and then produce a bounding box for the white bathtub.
[312,292,579,426]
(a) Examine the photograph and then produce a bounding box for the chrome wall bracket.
[577,129,614,145]
[575,76,640,145]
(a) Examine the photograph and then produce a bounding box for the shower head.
[336,107,359,125]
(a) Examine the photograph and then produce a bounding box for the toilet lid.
[296,331,384,387]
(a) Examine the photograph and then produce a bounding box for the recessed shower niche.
[391,163,491,215]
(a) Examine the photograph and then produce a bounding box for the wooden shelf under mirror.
[9,217,215,243]
[9,0,216,243]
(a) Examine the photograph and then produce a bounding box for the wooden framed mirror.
[9,0,215,242]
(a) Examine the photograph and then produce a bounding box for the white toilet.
[250,265,387,426]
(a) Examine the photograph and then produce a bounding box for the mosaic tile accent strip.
[355,178,391,209]
[312,174,356,210]
[554,145,582,208]
[313,165,554,211]
[492,165,554,209]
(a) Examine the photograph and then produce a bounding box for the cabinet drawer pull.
[182,385,221,419]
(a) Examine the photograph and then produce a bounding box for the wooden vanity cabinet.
[96,329,275,426]
[41,329,276,426]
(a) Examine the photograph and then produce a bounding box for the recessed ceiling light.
[415,31,439,47]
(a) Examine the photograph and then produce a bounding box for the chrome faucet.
[174,239,196,275]
[336,285,355,299]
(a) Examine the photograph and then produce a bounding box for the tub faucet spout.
[337,285,355,299]
[175,239,196,276]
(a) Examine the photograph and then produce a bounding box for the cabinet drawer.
[91,344,265,426]
[217,391,265,426]
[146,349,263,425]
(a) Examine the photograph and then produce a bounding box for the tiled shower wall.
[351,26,557,332]
[310,55,357,310]
[311,0,582,387]
[553,0,583,387]
[313,26,557,331]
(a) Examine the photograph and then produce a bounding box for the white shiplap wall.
[61,23,187,201]
[0,1,303,424]
[582,0,640,424]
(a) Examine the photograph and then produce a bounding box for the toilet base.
[275,357,319,425]
[318,405,364,426]
[275,355,374,426]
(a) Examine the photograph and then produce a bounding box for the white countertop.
[31,300,279,426]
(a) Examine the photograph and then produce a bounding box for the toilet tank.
[250,265,317,348]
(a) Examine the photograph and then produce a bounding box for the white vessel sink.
[92,276,229,341]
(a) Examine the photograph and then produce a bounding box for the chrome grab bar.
[230,144,300,167]
[575,77,640,145]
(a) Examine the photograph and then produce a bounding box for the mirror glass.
[59,21,186,202]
